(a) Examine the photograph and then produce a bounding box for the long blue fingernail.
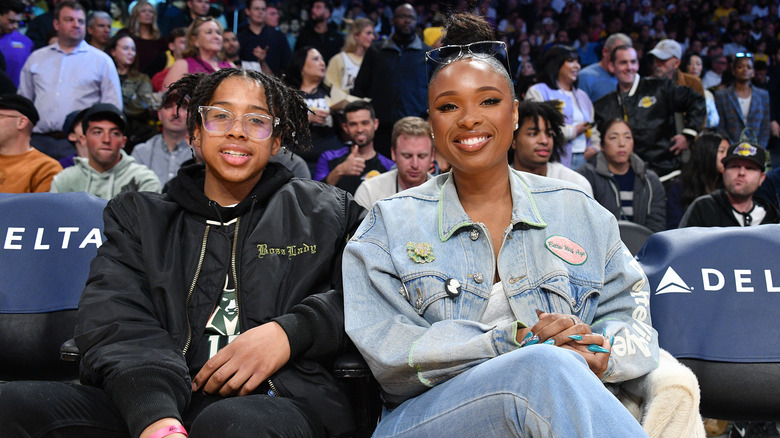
[568,335,583,341]
[588,344,610,354]
[522,331,534,341]
[526,336,540,346]
[543,338,555,345]
[610,335,615,346]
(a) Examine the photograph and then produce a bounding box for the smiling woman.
[0,68,365,438]
[343,13,660,438]
[162,17,235,89]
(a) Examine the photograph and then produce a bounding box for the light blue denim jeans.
[373,346,648,438]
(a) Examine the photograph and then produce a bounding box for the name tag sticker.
[545,236,587,265]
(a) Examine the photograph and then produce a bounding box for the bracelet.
[149,425,188,438]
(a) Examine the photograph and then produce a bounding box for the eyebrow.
[210,101,270,113]
[434,85,505,99]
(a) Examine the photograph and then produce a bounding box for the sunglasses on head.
[735,52,753,58]
[425,41,511,82]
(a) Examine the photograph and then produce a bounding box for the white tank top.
[340,52,362,93]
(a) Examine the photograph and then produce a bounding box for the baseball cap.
[62,108,88,134]
[81,103,126,133]
[0,94,39,125]
[721,140,766,170]
[649,39,682,60]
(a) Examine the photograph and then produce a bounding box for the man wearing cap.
[679,140,779,227]
[130,91,191,186]
[650,39,704,95]
[18,0,122,161]
[0,94,62,193]
[49,103,160,199]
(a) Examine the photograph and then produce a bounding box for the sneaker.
[730,421,780,438]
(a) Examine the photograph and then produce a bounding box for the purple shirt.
[0,31,33,87]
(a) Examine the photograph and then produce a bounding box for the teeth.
[460,136,488,145]
[222,151,249,157]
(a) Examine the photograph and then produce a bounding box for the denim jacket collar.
[438,168,548,241]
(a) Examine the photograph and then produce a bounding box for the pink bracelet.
[149,425,188,438]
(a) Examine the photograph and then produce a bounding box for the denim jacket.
[343,168,659,406]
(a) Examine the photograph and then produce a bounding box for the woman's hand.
[518,311,610,378]
[308,109,328,125]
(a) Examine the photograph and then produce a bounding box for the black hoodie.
[75,162,365,437]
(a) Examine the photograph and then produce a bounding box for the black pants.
[0,381,325,438]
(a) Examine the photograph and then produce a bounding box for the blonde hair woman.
[127,1,166,74]
[163,17,235,89]
[324,17,375,95]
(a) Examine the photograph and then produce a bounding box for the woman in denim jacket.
[343,14,659,438]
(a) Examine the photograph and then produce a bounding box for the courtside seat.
[0,192,107,381]
[637,225,780,420]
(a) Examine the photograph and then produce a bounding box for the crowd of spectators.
[3,0,780,436]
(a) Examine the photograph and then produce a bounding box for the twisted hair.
[513,100,565,163]
[166,69,312,154]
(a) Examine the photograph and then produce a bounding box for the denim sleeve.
[343,210,522,401]
[591,237,660,384]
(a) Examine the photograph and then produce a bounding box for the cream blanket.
[618,349,706,438]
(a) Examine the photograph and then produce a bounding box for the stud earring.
[430,132,435,139]
[514,123,519,130]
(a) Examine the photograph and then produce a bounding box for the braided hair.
[511,100,565,163]
[166,68,313,155]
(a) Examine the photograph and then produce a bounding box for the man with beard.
[352,3,430,157]
[314,100,394,194]
[680,138,779,227]
[294,1,343,63]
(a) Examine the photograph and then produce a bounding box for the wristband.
[149,425,188,438]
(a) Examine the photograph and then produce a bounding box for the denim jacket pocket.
[401,271,489,323]
[527,275,600,322]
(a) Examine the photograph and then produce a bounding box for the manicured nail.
[568,335,583,341]
[602,329,607,338]
[535,309,545,317]
[588,344,610,354]
[526,337,540,346]
[519,332,538,348]
[610,335,615,346]
[543,338,555,345]
[522,331,534,341]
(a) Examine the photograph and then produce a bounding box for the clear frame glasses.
[198,106,279,140]
[735,52,753,59]
[425,41,511,81]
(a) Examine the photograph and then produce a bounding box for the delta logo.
[654,266,780,294]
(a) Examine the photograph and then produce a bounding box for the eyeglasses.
[198,106,279,140]
[425,41,511,81]
[735,52,753,58]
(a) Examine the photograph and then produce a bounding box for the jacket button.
[473,272,484,284]
[399,286,409,300]
[469,228,479,241]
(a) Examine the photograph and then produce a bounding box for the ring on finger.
[569,316,578,326]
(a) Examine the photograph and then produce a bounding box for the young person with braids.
[0,69,365,438]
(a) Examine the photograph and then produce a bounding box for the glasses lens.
[200,106,275,140]
[425,41,511,82]
[243,113,273,140]
[201,107,232,133]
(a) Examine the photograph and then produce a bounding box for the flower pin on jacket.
[407,242,434,263]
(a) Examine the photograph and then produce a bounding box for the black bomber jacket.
[74,163,365,437]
